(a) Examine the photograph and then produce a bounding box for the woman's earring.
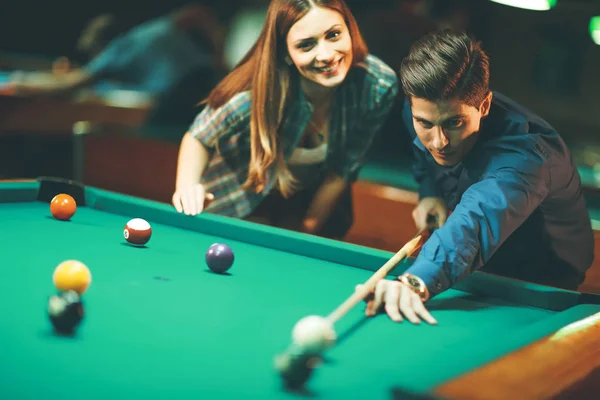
[285,56,293,65]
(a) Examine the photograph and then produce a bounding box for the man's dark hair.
[400,30,490,107]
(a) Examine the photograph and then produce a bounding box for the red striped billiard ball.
[124,218,152,246]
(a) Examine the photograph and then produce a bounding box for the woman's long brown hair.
[205,0,368,196]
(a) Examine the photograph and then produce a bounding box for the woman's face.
[286,6,353,90]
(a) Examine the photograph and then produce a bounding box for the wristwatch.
[398,273,430,302]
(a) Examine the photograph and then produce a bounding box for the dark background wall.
[1,0,599,141]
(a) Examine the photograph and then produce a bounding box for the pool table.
[1,178,600,399]
[0,66,153,189]
[0,70,150,136]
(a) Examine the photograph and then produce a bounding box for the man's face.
[410,93,492,166]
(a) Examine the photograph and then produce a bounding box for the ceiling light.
[489,0,557,11]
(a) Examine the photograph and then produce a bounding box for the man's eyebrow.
[413,114,467,124]
[447,114,467,120]
[293,24,342,44]
[413,116,432,123]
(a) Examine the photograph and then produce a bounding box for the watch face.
[407,276,419,287]
[401,274,428,302]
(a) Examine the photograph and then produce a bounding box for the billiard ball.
[274,345,322,389]
[50,193,76,221]
[205,243,234,273]
[53,260,92,295]
[48,290,84,334]
[124,218,152,246]
[292,315,337,354]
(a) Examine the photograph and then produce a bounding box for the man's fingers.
[413,299,438,325]
[355,284,371,300]
[355,284,374,301]
[399,288,420,324]
[354,284,376,317]
[356,280,438,325]
[384,283,403,322]
[412,208,427,231]
[436,206,448,227]
[369,281,386,317]
[365,298,376,317]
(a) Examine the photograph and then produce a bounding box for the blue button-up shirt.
[402,92,594,296]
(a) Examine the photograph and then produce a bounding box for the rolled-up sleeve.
[404,139,551,297]
[188,93,251,151]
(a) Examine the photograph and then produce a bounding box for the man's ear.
[480,91,493,117]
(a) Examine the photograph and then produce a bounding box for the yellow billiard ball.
[52,260,92,295]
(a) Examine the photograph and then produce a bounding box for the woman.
[172,0,398,238]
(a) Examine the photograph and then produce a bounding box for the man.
[361,30,594,325]
[9,4,224,127]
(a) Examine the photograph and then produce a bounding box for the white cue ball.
[292,315,337,353]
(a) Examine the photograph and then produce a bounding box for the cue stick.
[326,227,430,324]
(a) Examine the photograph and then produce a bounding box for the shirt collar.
[413,135,427,151]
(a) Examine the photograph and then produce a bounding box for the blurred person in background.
[8,4,225,129]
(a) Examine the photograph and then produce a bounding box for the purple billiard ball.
[206,243,234,273]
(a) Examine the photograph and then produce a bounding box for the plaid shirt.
[189,54,398,218]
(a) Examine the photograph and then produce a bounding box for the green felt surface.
[1,181,599,399]
[359,154,419,192]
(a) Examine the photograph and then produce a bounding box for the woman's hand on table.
[172,184,214,216]
[356,280,437,325]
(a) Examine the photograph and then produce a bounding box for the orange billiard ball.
[53,260,92,295]
[50,194,76,221]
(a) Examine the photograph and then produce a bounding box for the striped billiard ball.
[124,218,152,246]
